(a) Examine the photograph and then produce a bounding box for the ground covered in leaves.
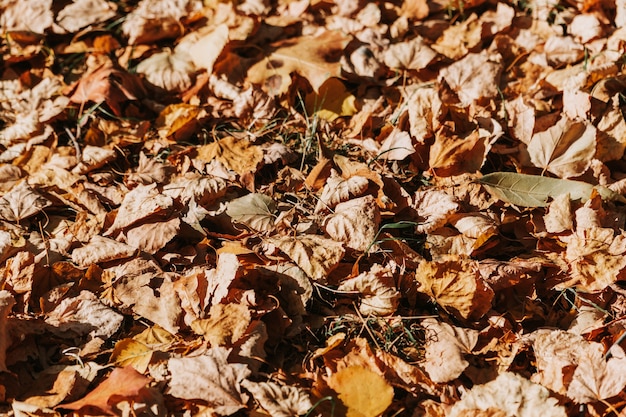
[1,0,626,416]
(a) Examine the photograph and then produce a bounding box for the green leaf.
[478,172,626,207]
[226,193,277,232]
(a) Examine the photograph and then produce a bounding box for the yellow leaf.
[305,78,358,121]
[196,136,264,176]
[110,339,153,374]
[329,366,394,417]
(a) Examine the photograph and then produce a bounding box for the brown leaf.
[60,366,151,415]
[264,235,345,281]
[167,347,251,415]
[71,235,136,267]
[123,217,181,254]
[0,291,15,372]
[567,344,626,403]
[191,302,252,347]
[415,256,494,320]
[439,51,502,106]
[247,30,351,96]
[337,263,400,316]
[0,182,52,222]
[196,136,264,177]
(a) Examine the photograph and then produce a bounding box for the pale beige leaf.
[567,344,626,403]
[596,102,626,162]
[337,263,400,316]
[544,193,573,233]
[544,36,585,66]
[125,152,173,187]
[324,195,380,252]
[167,347,251,415]
[378,129,415,161]
[112,258,182,334]
[558,227,626,292]
[0,182,52,222]
[449,213,498,240]
[163,175,227,206]
[439,51,502,106]
[527,117,596,179]
[415,256,494,320]
[124,217,181,254]
[0,0,53,33]
[204,252,242,307]
[421,318,478,383]
[121,0,203,44]
[412,189,459,234]
[506,96,535,145]
[136,49,195,92]
[383,36,437,71]
[404,86,442,143]
[315,173,370,213]
[265,235,345,281]
[449,373,566,417]
[45,291,123,340]
[71,236,136,266]
[178,24,229,73]
[105,184,174,236]
[56,0,117,33]
[226,193,277,233]
[72,145,117,174]
[241,380,313,417]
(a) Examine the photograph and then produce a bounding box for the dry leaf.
[328,366,394,417]
[60,366,151,415]
[304,78,358,122]
[247,31,351,95]
[71,235,136,266]
[337,263,400,316]
[196,136,264,176]
[110,339,154,374]
[241,380,313,417]
[191,302,252,347]
[0,0,53,33]
[449,372,567,417]
[136,49,195,92]
[226,193,277,233]
[567,344,626,403]
[383,36,437,70]
[439,51,502,107]
[167,347,251,415]
[265,235,345,281]
[323,195,380,252]
[526,117,596,178]
[56,0,117,33]
[378,129,415,161]
[421,318,478,383]
[123,217,181,254]
[412,189,459,234]
[0,182,51,222]
[315,173,370,213]
[415,256,494,320]
[0,291,15,372]
[121,0,202,44]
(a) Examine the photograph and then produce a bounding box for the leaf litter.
[2,0,626,416]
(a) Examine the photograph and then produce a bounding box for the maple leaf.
[247,30,351,96]
[167,347,251,415]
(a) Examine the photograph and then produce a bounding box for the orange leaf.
[59,366,151,415]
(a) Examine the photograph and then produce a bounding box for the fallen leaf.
[448,372,567,417]
[191,302,251,347]
[337,263,400,316]
[315,172,370,213]
[110,339,154,374]
[71,236,136,267]
[415,256,494,320]
[567,344,626,403]
[196,136,264,176]
[55,0,117,33]
[60,366,151,415]
[412,188,459,234]
[378,128,415,161]
[136,49,196,92]
[323,195,380,252]
[123,217,181,254]
[0,291,15,371]
[241,380,313,417]
[226,193,277,233]
[264,235,345,281]
[247,30,351,95]
[439,51,502,107]
[421,318,478,383]
[0,182,52,222]
[167,347,251,415]
[328,366,394,417]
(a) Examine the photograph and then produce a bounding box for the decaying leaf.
[328,366,394,417]
[323,195,380,252]
[337,263,400,316]
[449,372,567,417]
[60,366,151,415]
[241,380,313,417]
[415,256,494,320]
[167,347,250,415]
[0,182,51,222]
[226,193,277,233]
[265,235,345,281]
